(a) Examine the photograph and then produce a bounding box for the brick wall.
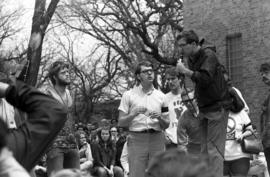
[183,0,270,127]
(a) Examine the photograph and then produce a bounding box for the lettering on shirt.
[226,117,236,140]
[173,101,184,120]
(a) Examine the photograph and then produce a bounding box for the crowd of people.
[0,29,270,177]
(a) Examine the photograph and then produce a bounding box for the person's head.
[77,125,84,132]
[260,62,270,86]
[74,123,78,130]
[118,127,124,134]
[181,89,198,115]
[110,118,117,126]
[48,61,70,86]
[110,127,118,137]
[176,30,200,58]
[100,119,110,128]
[146,149,214,177]
[79,133,87,146]
[165,67,184,92]
[135,61,154,85]
[0,119,8,150]
[86,123,92,131]
[98,128,111,142]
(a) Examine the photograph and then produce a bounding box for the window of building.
[226,33,243,88]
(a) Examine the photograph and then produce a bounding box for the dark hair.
[0,118,8,150]
[165,67,185,79]
[48,61,69,85]
[176,30,199,45]
[260,62,270,73]
[135,61,154,75]
[97,128,115,150]
[134,61,154,84]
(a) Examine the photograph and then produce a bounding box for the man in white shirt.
[164,67,186,149]
[118,61,169,177]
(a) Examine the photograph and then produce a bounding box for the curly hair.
[47,61,69,85]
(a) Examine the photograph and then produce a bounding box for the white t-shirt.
[225,110,251,161]
[165,92,186,144]
[118,85,168,131]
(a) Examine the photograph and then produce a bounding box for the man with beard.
[260,62,270,176]
[118,61,169,177]
[164,67,186,149]
[42,61,80,176]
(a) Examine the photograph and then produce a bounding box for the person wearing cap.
[118,61,169,177]
[260,62,270,175]
[41,61,80,176]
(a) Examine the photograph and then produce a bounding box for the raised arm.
[4,80,67,171]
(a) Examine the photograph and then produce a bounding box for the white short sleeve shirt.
[118,85,168,131]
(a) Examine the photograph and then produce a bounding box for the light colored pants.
[127,132,165,177]
[200,108,228,177]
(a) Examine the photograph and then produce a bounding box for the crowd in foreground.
[0,30,270,177]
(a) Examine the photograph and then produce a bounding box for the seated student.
[110,127,126,170]
[0,80,67,171]
[79,133,93,173]
[92,127,123,177]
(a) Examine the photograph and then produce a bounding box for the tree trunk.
[19,0,60,86]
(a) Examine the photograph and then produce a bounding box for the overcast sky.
[3,0,98,62]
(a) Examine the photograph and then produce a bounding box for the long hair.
[97,128,114,151]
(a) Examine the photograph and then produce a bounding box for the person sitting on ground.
[92,127,123,177]
[79,133,93,174]
[110,127,126,170]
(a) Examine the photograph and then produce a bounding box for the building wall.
[183,0,270,127]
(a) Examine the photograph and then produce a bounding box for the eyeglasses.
[141,69,154,74]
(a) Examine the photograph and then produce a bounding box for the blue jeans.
[200,108,229,177]
[127,132,165,177]
[46,148,80,176]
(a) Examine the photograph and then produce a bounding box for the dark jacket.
[5,81,67,171]
[188,48,228,112]
[261,92,270,148]
[92,130,116,168]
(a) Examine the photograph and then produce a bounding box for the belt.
[130,129,161,134]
